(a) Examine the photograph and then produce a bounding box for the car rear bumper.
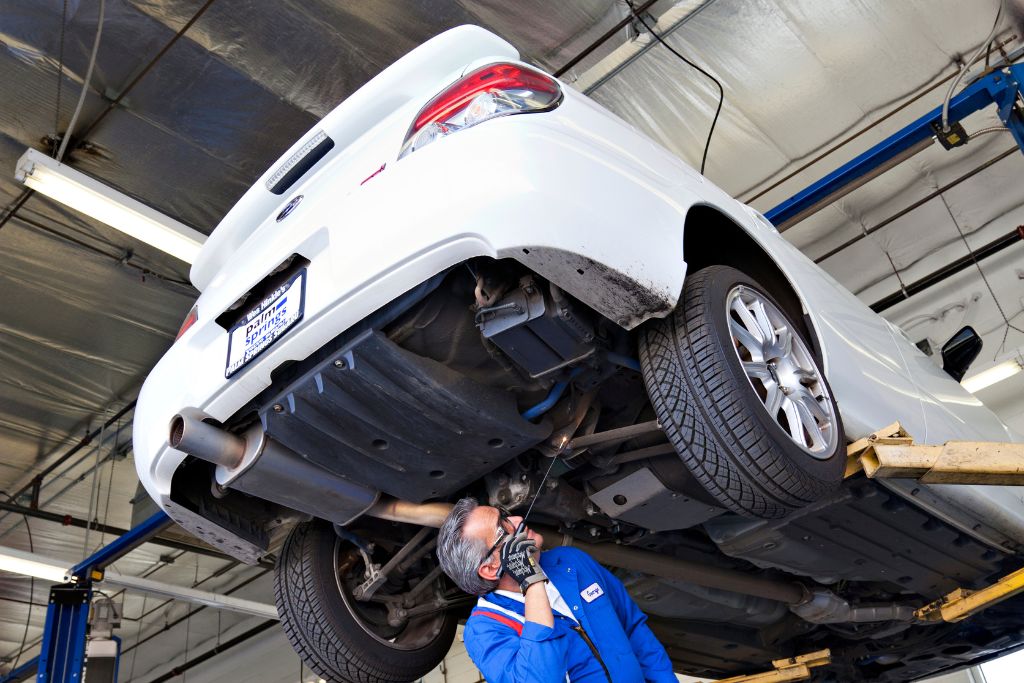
[133,87,705,509]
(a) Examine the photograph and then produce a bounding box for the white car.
[135,25,1024,683]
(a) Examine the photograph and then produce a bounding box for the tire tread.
[639,266,843,518]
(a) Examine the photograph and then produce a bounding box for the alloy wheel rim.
[726,285,838,459]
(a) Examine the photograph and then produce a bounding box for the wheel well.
[683,204,819,357]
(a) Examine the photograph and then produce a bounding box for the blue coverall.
[463,546,677,683]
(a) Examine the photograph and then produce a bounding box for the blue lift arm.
[69,510,171,583]
[766,63,1024,230]
[0,656,40,683]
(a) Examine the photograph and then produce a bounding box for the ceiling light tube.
[15,148,206,263]
[0,546,69,583]
[961,358,1023,393]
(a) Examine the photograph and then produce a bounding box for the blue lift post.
[0,511,172,683]
[766,63,1024,230]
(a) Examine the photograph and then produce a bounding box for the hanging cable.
[54,0,69,145]
[968,125,1011,139]
[82,418,107,557]
[941,0,1004,132]
[97,419,121,549]
[127,592,148,681]
[56,0,105,161]
[624,0,724,175]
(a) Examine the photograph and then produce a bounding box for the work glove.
[500,531,548,594]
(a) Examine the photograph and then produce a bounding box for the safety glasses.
[483,507,512,565]
[483,506,528,578]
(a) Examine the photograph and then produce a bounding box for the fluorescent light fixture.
[0,546,69,583]
[962,358,1023,393]
[15,148,206,263]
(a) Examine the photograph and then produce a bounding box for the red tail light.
[176,305,199,341]
[400,62,562,157]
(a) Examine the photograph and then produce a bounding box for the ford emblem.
[276,195,304,222]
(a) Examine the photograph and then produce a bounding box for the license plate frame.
[225,269,306,378]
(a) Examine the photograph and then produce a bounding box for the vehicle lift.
[0,511,172,683]
[696,423,1024,683]
[847,423,1024,625]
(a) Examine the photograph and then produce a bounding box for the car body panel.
[135,25,1022,559]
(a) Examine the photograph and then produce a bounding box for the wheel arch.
[682,203,824,363]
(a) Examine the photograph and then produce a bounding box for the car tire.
[274,520,457,683]
[639,265,845,518]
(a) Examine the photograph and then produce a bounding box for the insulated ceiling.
[1,0,1024,679]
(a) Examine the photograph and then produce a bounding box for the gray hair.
[437,498,499,596]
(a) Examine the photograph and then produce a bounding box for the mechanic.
[437,497,677,683]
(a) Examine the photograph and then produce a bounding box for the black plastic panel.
[260,329,551,502]
[704,478,1007,599]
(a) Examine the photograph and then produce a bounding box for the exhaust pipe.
[560,534,807,605]
[169,410,246,468]
[167,414,914,623]
[365,498,454,528]
[169,411,378,526]
[170,412,452,529]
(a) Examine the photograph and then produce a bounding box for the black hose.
[625,0,724,175]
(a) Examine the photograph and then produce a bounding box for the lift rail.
[702,649,832,683]
[846,423,1024,626]
[707,424,1024,682]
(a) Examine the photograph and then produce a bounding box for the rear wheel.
[274,521,458,683]
[639,265,845,518]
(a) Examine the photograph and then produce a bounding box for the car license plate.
[225,270,306,378]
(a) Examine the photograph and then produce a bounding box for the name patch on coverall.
[581,583,604,603]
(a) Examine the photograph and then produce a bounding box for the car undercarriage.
[163,257,1024,682]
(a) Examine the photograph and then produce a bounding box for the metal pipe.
[0,499,242,561]
[104,571,278,619]
[789,588,916,623]
[76,0,219,144]
[9,400,135,502]
[118,568,271,655]
[161,420,839,613]
[605,442,677,465]
[168,411,245,468]
[870,226,1024,313]
[582,0,717,95]
[522,367,583,420]
[814,146,1019,265]
[742,36,1017,205]
[605,352,642,372]
[554,532,807,605]
[569,420,662,450]
[365,498,453,528]
[0,499,204,557]
[145,620,278,683]
[71,512,173,580]
[775,137,935,232]
[332,497,809,606]
[553,0,661,77]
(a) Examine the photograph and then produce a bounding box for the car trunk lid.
[190,25,518,291]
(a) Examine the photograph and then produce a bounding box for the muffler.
[170,410,379,526]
